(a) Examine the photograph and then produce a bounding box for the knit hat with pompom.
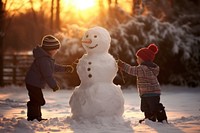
[136,44,158,61]
[41,35,61,50]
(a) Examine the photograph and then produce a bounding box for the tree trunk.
[50,0,54,30]
[108,0,111,13]
[0,0,5,86]
[29,0,38,25]
[132,0,141,15]
[39,0,45,35]
[56,0,60,31]
[115,0,118,5]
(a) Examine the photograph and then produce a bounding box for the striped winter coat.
[119,61,161,97]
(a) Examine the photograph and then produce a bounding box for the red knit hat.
[136,44,158,61]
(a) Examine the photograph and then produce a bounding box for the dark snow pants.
[26,84,45,120]
[140,96,160,121]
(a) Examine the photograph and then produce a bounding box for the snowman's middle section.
[77,53,117,85]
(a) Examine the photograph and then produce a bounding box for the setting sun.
[63,0,96,10]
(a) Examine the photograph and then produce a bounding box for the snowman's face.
[82,27,111,54]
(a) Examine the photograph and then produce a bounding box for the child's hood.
[141,61,157,68]
[32,46,50,59]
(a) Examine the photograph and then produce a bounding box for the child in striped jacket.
[118,44,161,122]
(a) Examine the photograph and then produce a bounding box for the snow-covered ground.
[0,85,199,133]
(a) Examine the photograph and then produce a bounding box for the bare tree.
[39,0,45,35]
[29,0,38,25]
[50,0,54,30]
[50,0,60,31]
[115,0,118,5]
[108,0,118,6]
[132,0,142,15]
[56,0,60,31]
[0,0,5,86]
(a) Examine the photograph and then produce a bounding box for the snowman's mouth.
[86,44,98,49]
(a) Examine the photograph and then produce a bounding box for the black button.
[88,74,92,78]
[88,62,92,65]
[87,68,91,71]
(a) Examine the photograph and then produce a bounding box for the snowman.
[69,26,124,119]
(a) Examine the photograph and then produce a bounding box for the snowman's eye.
[94,35,97,38]
[86,35,89,38]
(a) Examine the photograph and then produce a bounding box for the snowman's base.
[70,114,126,125]
[69,83,124,119]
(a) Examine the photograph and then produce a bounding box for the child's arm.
[38,58,60,90]
[118,60,139,76]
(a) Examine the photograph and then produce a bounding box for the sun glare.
[3,0,132,27]
[63,0,96,10]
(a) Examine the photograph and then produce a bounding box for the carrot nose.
[82,39,92,44]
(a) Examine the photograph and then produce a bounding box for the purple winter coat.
[25,46,66,89]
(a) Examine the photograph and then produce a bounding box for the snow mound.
[0,116,133,133]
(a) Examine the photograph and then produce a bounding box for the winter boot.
[148,114,156,122]
[36,106,47,121]
[27,102,39,121]
[27,102,47,121]
[156,103,168,123]
[139,112,151,123]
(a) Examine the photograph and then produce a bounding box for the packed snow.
[69,26,124,119]
[0,85,199,133]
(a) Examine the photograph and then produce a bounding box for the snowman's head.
[82,26,111,54]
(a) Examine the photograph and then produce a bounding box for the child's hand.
[53,85,60,92]
[118,60,124,68]
[65,65,74,73]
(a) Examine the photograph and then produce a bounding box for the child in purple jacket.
[118,44,162,122]
[25,35,74,121]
